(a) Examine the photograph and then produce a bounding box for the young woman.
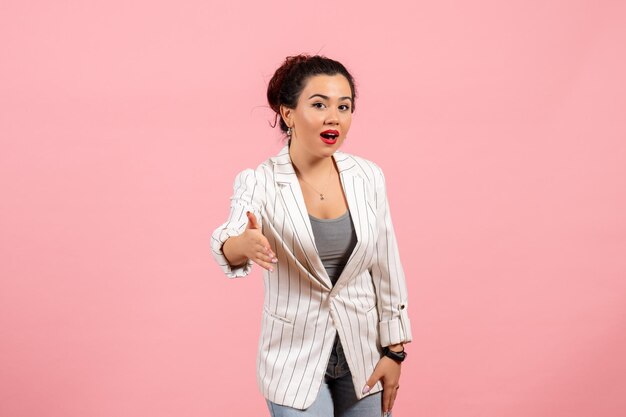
[211,55,412,417]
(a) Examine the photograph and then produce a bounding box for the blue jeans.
[266,336,385,417]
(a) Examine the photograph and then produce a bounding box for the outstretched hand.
[240,211,277,271]
[362,355,402,416]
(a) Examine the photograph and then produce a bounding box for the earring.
[287,127,292,137]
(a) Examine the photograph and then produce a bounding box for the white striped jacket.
[211,144,412,409]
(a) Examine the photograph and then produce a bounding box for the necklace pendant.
[320,194,325,200]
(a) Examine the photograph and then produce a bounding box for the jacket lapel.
[273,145,331,289]
[331,152,371,291]
[271,145,365,291]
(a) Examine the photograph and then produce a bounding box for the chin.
[321,145,338,155]
[330,139,345,151]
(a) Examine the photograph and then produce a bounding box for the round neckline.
[308,210,350,222]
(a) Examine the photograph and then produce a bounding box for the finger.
[382,386,393,414]
[256,249,277,265]
[362,370,381,395]
[259,239,276,259]
[252,256,274,271]
[255,243,277,262]
[388,387,398,412]
[246,211,259,229]
[248,229,271,252]
[254,247,278,269]
[262,242,276,258]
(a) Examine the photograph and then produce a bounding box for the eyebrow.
[308,94,353,103]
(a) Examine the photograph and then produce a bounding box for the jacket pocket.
[263,306,293,326]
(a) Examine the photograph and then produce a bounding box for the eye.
[339,104,351,111]
[312,102,326,109]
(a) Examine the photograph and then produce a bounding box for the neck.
[289,142,335,179]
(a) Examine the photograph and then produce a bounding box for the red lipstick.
[320,130,339,145]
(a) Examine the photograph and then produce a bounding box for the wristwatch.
[383,346,407,363]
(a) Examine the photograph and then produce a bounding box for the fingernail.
[269,267,274,272]
[362,385,370,394]
[272,258,278,263]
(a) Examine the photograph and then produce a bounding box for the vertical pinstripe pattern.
[210,145,412,410]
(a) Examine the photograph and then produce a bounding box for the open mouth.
[320,130,339,143]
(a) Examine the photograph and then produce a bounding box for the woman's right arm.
[210,168,276,277]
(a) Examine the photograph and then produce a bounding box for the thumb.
[246,211,259,229]
[362,369,381,395]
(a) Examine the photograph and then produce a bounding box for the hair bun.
[267,54,310,114]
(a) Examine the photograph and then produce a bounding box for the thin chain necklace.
[296,160,333,200]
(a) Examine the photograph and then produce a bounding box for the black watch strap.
[383,346,407,363]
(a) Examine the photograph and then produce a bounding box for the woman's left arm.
[365,164,413,415]
[369,163,412,346]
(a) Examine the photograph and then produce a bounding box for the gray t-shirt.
[308,210,358,285]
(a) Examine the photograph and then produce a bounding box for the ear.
[280,105,293,128]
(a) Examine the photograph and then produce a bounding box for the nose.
[325,107,339,125]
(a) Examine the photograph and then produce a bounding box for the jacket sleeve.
[370,164,413,347]
[210,168,264,278]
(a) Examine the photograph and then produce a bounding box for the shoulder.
[232,159,273,185]
[334,150,386,184]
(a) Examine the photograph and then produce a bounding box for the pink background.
[1,1,625,416]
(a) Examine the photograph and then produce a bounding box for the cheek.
[300,112,322,129]
[341,114,352,128]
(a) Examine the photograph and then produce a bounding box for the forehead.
[300,74,352,99]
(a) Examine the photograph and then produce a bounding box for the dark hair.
[267,54,357,134]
